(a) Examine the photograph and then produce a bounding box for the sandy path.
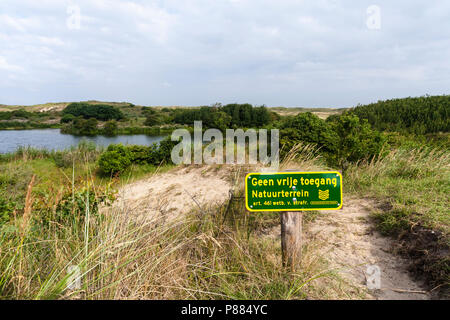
[306,197,431,300]
[111,165,233,222]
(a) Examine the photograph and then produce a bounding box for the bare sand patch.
[109,165,233,223]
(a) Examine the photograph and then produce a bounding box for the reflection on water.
[0,129,167,154]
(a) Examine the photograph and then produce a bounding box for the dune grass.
[0,144,363,300]
[345,147,449,235]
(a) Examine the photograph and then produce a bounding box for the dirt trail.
[111,165,430,299]
[110,165,233,222]
[306,197,431,300]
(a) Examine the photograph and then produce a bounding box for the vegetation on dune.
[0,109,57,121]
[97,138,178,176]
[0,109,60,129]
[173,103,272,129]
[348,95,450,134]
[280,112,385,170]
[61,117,99,136]
[102,120,118,136]
[62,102,125,121]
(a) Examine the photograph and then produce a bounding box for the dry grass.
[0,144,363,300]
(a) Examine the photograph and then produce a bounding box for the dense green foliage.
[97,137,177,175]
[0,122,58,130]
[173,104,271,129]
[60,114,75,124]
[0,110,35,120]
[63,102,125,121]
[0,109,57,121]
[221,103,271,127]
[348,95,450,134]
[280,112,338,154]
[61,117,98,136]
[103,120,118,136]
[0,109,59,129]
[280,112,384,169]
[173,106,231,130]
[326,114,385,168]
[143,107,173,127]
[97,144,132,175]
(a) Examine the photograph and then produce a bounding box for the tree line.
[172,103,272,129]
[347,95,450,134]
[62,102,125,121]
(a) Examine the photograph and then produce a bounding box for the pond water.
[0,129,167,154]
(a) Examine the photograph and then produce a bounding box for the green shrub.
[61,117,98,136]
[97,138,177,176]
[52,151,73,168]
[157,137,178,164]
[326,114,385,169]
[98,144,132,175]
[144,113,163,127]
[60,114,75,124]
[103,120,118,136]
[280,112,338,159]
[63,102,124,121]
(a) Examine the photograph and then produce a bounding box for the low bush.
[60,114,75,124]
[63,102,124,121]
[103,120,118,136]
[97,144,132,176]
[97,137,178,176]
[280,112,385,170]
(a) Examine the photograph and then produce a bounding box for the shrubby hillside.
[62,102,125,121]
[347,95,450,134]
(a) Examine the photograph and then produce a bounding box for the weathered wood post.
[280,169,303,271]
[281,211,303,270]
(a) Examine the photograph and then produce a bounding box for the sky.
[0,0,449,108]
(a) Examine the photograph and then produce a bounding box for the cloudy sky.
[1,0,449,107]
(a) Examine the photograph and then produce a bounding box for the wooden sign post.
[281,211,302,271]
[245,171,342,270]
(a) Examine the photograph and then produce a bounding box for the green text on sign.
[245,172,343,212]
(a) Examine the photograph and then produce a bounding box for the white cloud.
[0,56,24,72]
[0,14,41,32]
[0,0,449,106]
[38,36,65,46]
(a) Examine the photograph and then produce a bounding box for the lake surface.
[0,129,167,154]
